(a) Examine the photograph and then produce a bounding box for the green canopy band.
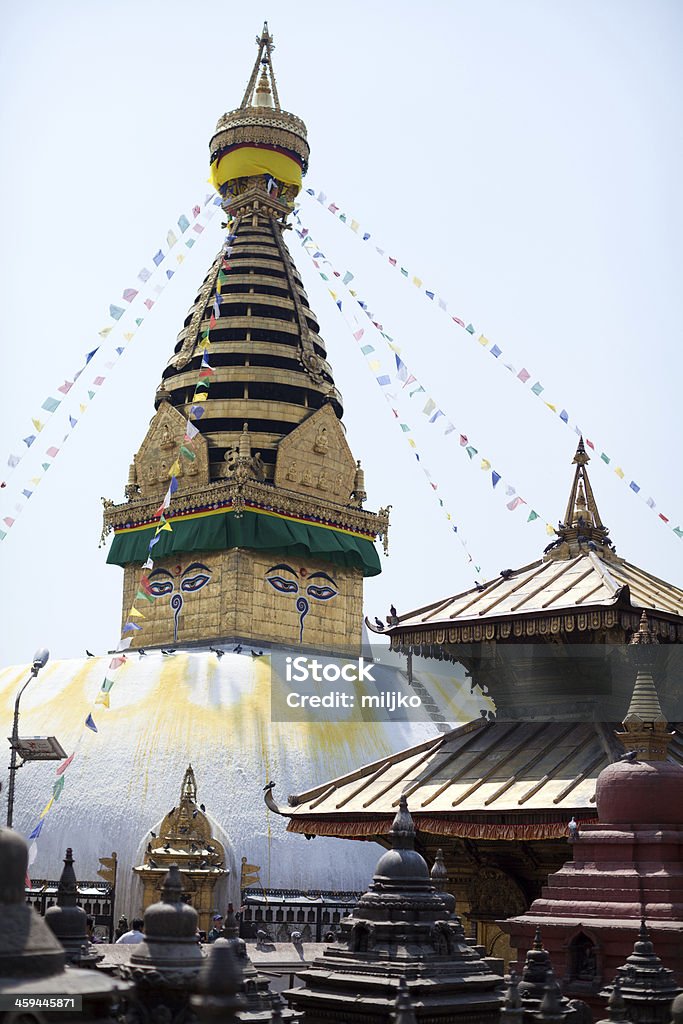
[106,508,382,577]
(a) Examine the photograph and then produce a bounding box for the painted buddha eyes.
[265,564,338,642]
[146,563,213,643]
[306,584,337,601]
[148,579,174,597]
[180,571,211,593]
[265,564,339,601]
[266,576,300,595]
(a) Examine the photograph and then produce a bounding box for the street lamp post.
[6,647,50,828]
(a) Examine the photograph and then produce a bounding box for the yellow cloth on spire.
[210,146,302,192]
[169,460,181,477]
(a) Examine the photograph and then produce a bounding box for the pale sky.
[1,0,682,667]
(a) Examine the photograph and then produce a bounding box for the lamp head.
[32,648,50,671]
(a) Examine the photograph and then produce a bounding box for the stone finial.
[222,903,239,940]
[430,848,448,890]
[602,920,681,1022]
[162,863,184,903]
[394,977,418,1024]
[390,794,415,842]
[538,972,565,1024]
[602,978,629,1023]
[131,864,201,953]
[518,925,571,1018]
[501,971,523,1024]
[191,938,245,1023]
[45,848,102,968]
[58,848,78,907]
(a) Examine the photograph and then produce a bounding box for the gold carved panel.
[273,404,357,502]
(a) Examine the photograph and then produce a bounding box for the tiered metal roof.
[284,718,683,841]
[379,440,683,647]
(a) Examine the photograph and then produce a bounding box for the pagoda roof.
[380,441,683,646]
[387,552,683,638]
[284,718,683,842]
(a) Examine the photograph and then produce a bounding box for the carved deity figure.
[313,424,329,454]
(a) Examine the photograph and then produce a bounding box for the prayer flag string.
[302,187,683,541]
[0,195,223,545]
[294,215,554,540]
[293,221,487,580]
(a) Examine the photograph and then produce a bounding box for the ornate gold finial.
[254,67,274,109]
[550,438,613,557]
[209,24,309,208]
[572,437,590,466]
[615,613,673,760]
[240,21,280,112]
[181,764,197,803]
[351,459,367,508]
[238,422,251,460]
[154,381,172,408]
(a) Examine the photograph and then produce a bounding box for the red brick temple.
[501,613,683,1013]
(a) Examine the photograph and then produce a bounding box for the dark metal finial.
[161,864,183,903]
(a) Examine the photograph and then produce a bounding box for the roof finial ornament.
[548,438,612,558]
[241,21,280,111]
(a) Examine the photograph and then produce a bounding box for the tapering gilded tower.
[102,24,388,651]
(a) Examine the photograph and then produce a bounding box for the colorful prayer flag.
[153,250,164,266]
[109,304,125,320]
[507,496,526,511]
[41,397,60,413]
[178,214,190,232]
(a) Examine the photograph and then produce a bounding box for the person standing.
[207,914,223,942]
[115,917,144,943]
